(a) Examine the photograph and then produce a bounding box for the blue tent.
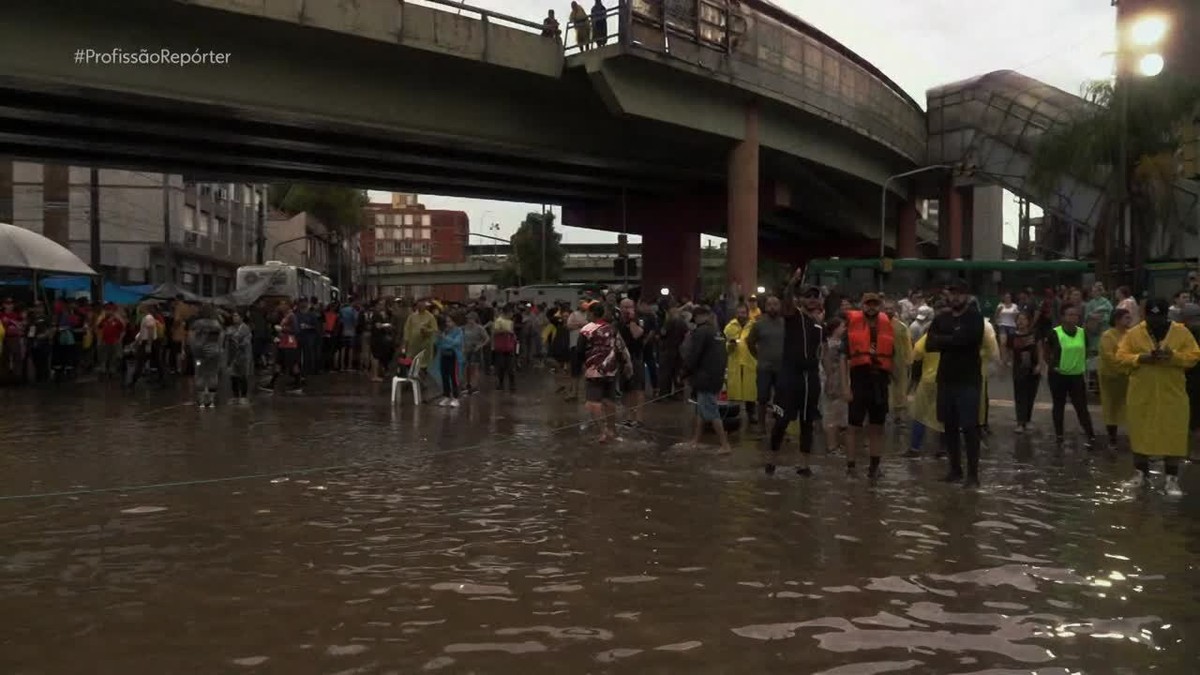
[33,276,154,305]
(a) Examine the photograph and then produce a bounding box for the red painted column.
[727,104,759,301]
[896,200,919,258]
[939,181,964,259]
[642,224,700,301]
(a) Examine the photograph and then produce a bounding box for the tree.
[268,183,369,234]
[1029,74,1200,284]
[494,211,565,286]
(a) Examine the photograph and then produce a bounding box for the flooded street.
[2,377,1198,674]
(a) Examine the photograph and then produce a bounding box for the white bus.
[236,261,335,305]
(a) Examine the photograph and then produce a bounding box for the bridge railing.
[405,0,546,33]
[562,5,626,55]
[619,0,926,162]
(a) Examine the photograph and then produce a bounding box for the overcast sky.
[370,0,1118,247]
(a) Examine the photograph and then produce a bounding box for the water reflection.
[0,382,1197,673]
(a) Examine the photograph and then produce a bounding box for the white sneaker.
[1165,475,1183,498]
[437,398,449,407]
[1122,472,1145,489]
[449,399,460,408]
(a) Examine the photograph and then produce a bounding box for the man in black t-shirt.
[617,298,648,427]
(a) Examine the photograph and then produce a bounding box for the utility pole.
[256,186,266,264]
[162,174,173,283]
[89,168,102,301]
[540,205,547,283]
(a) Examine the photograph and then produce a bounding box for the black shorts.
[848,366,889,427]
[622,356,645,394]
[585,377,618,402]
[279,347,300,371]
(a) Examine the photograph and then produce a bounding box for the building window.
[198,211,210,235]
[416,242,431,255]
[199,184,212,197]
[215,276,231,295]
[375,227,384,239]
[403,214,414,226]
[375,214,386,226]
[400,241,413,255]
[183,206,196,232]
[214,216,227,240]
[421,214,432,226]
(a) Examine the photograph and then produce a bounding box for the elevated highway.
[0,0,925,298]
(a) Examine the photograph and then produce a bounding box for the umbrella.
[0,222,97,276]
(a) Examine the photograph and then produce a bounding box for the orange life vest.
[846,310,894,372]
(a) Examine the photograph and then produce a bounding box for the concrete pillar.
[971,185,1005,260]
[642,223,700,301]
[896,200,919,258]
[939,180,964,259]
[727,104,759,301]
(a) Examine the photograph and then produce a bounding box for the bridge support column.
[897,200,919,258]
[939,180,964,259]
[727,104,759,301]
[642,223,700,300]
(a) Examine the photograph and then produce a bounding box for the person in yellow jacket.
[904,330,944,457]
[724,303,758,426]
[1098,308,1133,445]
[885,301,912,427]
[1116,298,1200,497]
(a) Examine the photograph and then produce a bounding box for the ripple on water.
[120,505,167,514]
[813,660,925,675]
[495,626,614,641]
[532,583,584,593]
[605,575,657,584]
[443,641,547,654]
[595,648,643,662]
[325,644,369,656]
[230,656,269,667]
[654,641,702,651]
[429,582,511,595]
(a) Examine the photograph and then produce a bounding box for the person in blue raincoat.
[435,314,465,407]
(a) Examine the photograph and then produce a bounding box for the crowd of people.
[5,274,1200,496]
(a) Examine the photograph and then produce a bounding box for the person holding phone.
[1117,298,1200,497]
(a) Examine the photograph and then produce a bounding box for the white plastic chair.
[391,350,426,406]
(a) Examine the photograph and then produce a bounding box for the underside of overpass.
[0,0,928,299]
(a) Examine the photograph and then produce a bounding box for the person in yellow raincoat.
[905,329,944,457]
[979,316,999,429]
[1097,307,1133,445]
[885,301,912,426]
[723,303,758,426]
[1116,298,1200,497]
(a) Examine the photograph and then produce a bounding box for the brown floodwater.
[1,377,1198,674]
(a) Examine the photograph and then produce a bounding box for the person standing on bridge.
[569,2,592,50]
[542,9,562,43]
[591,0,608,46]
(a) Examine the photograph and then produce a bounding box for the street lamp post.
[879,164,952,260]
[1115,12,1167,286]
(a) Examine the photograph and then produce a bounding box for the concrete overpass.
[368,255,724,286]
[0,0,933,298]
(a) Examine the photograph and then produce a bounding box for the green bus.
[802,258,1091,313]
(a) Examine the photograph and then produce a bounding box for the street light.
[1114,11,1168,283]
[1138,53,1165,77]
[756,286,766,295]
[659,287,670,297]
[879,164,952,259]
[1129,14,1168,47]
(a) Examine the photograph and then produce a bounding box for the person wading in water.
[765,278,824,477]
[843,291,895,479]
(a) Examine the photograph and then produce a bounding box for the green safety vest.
[1054,325,1086,376]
